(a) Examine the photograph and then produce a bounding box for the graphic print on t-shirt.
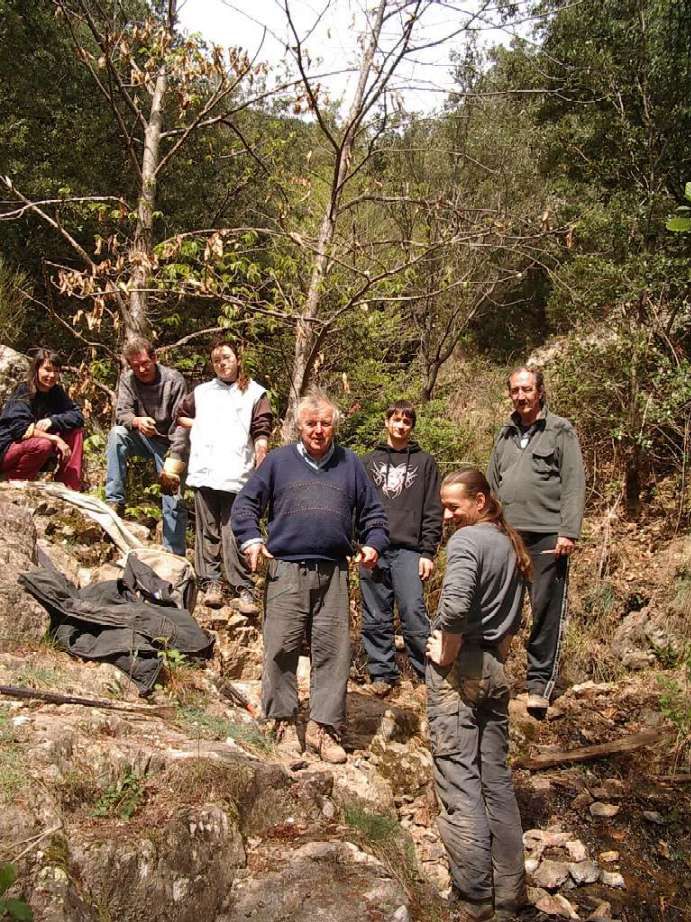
[371,461,418,498]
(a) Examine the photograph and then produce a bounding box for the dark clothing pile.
[19,555,213,695]
[362,440,442,558]
[0,383,84,461]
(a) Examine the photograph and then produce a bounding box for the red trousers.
[1,428,84,492]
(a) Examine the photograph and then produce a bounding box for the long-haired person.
[0,348,84,491]
[163,339,273,613]
[426,467,531,922]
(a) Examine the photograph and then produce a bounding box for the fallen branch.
[0,684,173,717]
[514,730,664,771]
[215,678,257,718]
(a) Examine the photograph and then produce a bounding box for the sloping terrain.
[0,485,687,921]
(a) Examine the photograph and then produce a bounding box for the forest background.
[0,0,689,528]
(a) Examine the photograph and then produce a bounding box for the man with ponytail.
[426,467,530,922]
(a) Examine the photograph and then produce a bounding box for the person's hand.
[160,471,180,495]
[419,557,434,581]
[134,416,158,437]
[356,546,379,570]
[35,418,52,432]
[254,438,269,468]
[426,629,463,667]
[55,437,71,463]
[554,536,576,557]
[244,542,273,573]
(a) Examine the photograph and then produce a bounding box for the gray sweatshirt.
[435,523,524,643]
[115,364,187,443]
[487,408,585,539]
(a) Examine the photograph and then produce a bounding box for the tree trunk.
[281,0,387,441]
[125,64,167,340]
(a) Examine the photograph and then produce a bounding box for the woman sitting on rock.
[426,466,532,922]
[0,348,84,491]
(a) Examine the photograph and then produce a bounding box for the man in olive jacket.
[488,365,585,716]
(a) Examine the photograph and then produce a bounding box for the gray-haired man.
[232,391,389,763]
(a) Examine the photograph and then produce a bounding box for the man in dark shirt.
[360,400,442,694]
[488,365,585,717]
[232,389,388,764]
[105,337,187,555]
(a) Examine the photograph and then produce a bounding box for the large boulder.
[0,499,49,646]
[0,344,29,405]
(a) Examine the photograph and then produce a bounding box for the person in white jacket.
[162,340,273,612]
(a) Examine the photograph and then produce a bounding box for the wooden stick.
[514,730,663,771]
[216,678,257,718]
[0,684,173,717]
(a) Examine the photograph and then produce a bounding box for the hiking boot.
[526,693,549,719]
[202,583,224,609]
[234,588,259,616]
[305,720,347,764]
[369,679,398,698]
[106,499,126,517]
[272,719,303,756]
[448,895,494,922]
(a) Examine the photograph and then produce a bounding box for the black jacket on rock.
[363,440,442,559]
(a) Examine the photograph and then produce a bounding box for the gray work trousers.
[193,487,252,592]
[426,644,525,915]
[262,558,350,728]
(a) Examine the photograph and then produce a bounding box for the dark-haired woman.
[426,467,531,922]
[0,349,84,491]
[162,339,272,611]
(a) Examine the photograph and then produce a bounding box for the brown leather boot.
[305,720,347,764]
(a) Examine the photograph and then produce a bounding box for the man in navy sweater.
[232,390,389,763]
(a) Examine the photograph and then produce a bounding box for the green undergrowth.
[657,650,691,771]
[0,713,27,803]
[342,803,446,921]
[176,706,273,755]
[0,862,33,921]
[14,665,69,691]
[562,577,626,684]
[91,768,145,821]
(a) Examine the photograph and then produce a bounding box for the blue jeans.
[105,425,187,556]
[359,546,430,682]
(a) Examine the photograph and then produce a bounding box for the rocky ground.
[0,484,688,921]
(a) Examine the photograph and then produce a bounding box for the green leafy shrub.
[0,864,33,920]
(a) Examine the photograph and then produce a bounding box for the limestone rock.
[0,500,49,646]
[568,860,600,885]
[589,802,620,818]
[600,870,626,888]
[565,839,587,862]
[587,901,613,921]
[218,624,263,680]
[598,851,619,863]
[332,759,396,815]
[642,810,665,825]
[533,859,571,890]
[368,709,433,796]
[0,345,30,405]
[229,837,407,921]
[535,892,580,918]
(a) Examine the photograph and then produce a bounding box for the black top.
[0,382,84,460]
[363,440,442,558]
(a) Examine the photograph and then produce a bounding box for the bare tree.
[2,0,270,343]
